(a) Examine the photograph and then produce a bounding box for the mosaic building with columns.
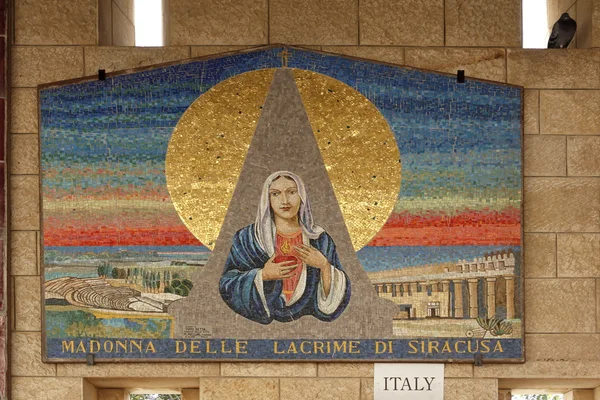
[370,251,518,320]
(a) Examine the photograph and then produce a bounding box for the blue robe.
[220,224,351,324]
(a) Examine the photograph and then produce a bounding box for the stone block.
[361,378,373,400]
[83,379,97,400]
[280,378,360,400]
[594,0,600,48]
[525,278,596,332]
[84,47,190,76]
[524,178,600,232]
[98,389,124,400]
[359,0,444,46]
[507,50,600,89]
[597,279,600,332]
[526,333,600,361]
[404,48,505,82]
[270,0,357,45]
[524,90,539,135]
[445,0,521,46]
[112,4,134,46]
[98,0,112,45]
[11,332,56,376]
[221,362,316,377]
[565,390,595,400]
[10,176,40,231]
[444,378,498,400]
[524,233,557,278]
[318,363,373,377]
[169,0,267,45]
[10,231,38,276]
[190,46,249,59]
[57,362,219,377]
[114,0,134,22]
[14,276,41,331]
[524,135,566,176]
[200,378,278,400]
[568,136,600,176]
[540,90,600,135]
[12,46,84,88]
[181,388,199,400]
[444,364,473,377]
[557,234,600,277]
[322,46,404,65]
[475,360,600,378]
[12,377,81,400]
[14,0,97,45]
[11,89,38,133]
[10,134,39,175]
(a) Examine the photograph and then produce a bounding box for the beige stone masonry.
[84,47,191,76]
[83,379,98,400]
[270,0,358,45]
[112,3,135,46]
[444,378,498,400]
[524,90,540,134]
[359,0,444,46]
[57,362,220,377]
[11,332,56,377]
[190,46,250,58]
[565,389,595,400]
[182,388,200,400]
[316,363,472,378]
[12,377,81,400]
[200,378,279,400]
[14,276,42,332]
[475,360,600,378]
[97,388,124,400]
[507,50,600,89]
[114,0,134,22]
[445,0,521,47]
[10,231,38,276]
[597,279,600,332]
[540,91,600,135]
[557,234,600,277]
[11,89,38,134]
[169,0,268,45]
[524,135,567,176]
[404,48,505,82]
[525,279,596,333]
[594,0,600,47]
[524,177,600,232]
[360,378,373,400]
[11,134,39,175]
[526,334,600,361]
[220,362,317,377]
[524,233,557,277]
[10,175,40,231]
[280,378,360,400]
[568,137,600,176]
[321,46,404,65]
[14,0,97,45]
[12,47,85,88]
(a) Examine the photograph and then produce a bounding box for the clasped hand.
[261,245,329,281]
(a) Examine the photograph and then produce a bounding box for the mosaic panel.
[39,46,523,362]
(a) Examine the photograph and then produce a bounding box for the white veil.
[254,171,324,255]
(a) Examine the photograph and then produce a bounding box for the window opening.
[130,394,182,400]
[512,393,564,400]
[134,0,164,46]
[523,0,550,48]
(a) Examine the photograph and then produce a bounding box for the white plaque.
[374,363,444,400]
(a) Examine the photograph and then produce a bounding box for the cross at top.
[278,48,291,68]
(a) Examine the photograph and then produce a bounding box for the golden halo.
[166,68,401,251]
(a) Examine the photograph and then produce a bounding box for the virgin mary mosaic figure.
[220,171,351,324]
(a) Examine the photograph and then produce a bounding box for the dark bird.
[547,13,577,48]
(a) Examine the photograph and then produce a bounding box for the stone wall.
[8,0,600,399]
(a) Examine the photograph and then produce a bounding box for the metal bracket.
[474,353,483,367]
[457,70,465,83]
[98,69,106,81]
[86,353,96,366]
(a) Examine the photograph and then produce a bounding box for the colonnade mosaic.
[372,252,517,320]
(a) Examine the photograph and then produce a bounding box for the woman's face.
[269,176,301,220]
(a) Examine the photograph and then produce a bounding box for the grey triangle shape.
[170,68,396,339]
